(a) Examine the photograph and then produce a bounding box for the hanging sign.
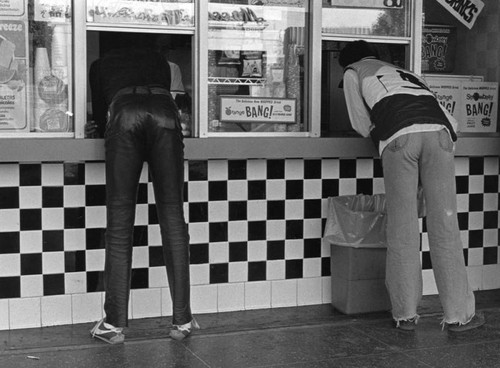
[0,0,25,17]
[331,0,403,9]
[434,0,484,29]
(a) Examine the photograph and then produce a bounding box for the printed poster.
[435,0,484,29]
[0,0,26,17]
[461,81,498,133]
[0,19,28,131]
[219,96,296,124]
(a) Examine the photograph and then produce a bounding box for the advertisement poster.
[435,0,484,29]
[425,76,463,122]
[421,25,456,73]
[219,96,296,124]
[34,0,71,23]
[331,0,403,9]
[0,19,28,131]
[0,0,25,17]
[460,81,498,133]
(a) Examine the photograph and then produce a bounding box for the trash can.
[323,194,391,314]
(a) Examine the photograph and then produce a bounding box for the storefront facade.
[0,0,499,330]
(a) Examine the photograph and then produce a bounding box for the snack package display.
[217,50,241,65]
[241,51,264,78]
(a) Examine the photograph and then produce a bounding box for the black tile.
[304,199,322,219]
[228,160,247,180]
[0,232,19,253]
[304,159,322,179]
[20,164,41,186]
[469,194,483,212]
[286,220,303,239]
[86,228,106,250]
[469,157,484,175]
[248,221,266,241]
[133,225,148,247]
[483,247,498,265]
[374,159,384,177]
[137,183,148,204]
[0,187,19,208]
[286,180,303,200]
[42,186,63,208]
[149,246,164,267]
[322,179,339,198]
[484,175,499,193]
[188,161,208,181]
[209,181,227,201]
[190,243,209,264]
[87,271,105,292]
[484,211,498,229]
[321,257,331,276]
[339,159,356,178]
[131,268,149,289]
[285,259,303,279]
[304,238,322,258]
[64,251,86,272]
[248,261,266,281]
[267,200,285,220]
[356,179,373,195]
[43,230,64,252]
[21,253,42,275]
[248,180,266,200]
[189,202,208,222]
[267,160,285,179]
[0,277,20,298]
[229,201,247,221]
[463,248,468,266]
[455,176,468,194]
[148,204,159,224]
[422,251,432,270]
[85,185,106,206]
[64,207,85,229]
[210,263,228,284]
[64,163,85,185]
[457,212,468,231]
[20,209,41,231]
[183,182,188,202]
[267,240,285,260]
[209,222,228,243]
[43,274,65,296]
[229,242,247,262]
[468,230,484,248]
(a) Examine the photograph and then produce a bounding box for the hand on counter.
[85,120,99,138]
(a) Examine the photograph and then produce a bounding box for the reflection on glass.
[322,1,410,37]
[207,0,308,134]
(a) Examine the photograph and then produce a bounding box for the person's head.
[338,40,379,68]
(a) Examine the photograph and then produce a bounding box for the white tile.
[64,186,85,207]
[191,285,218,314]
[304,219,322,239]
[148,225,162,245]
[0,299,9,330]
[303,258,322,278]
[285,200,303,219]
[9,297,41,329]
[356,159,374,178]
[267,180,286,200]
[41,208,64,230]
[85,207,106,229]
[42,252,65,274]
[321,159,339,179]
[149,267,168,288]
[188,223,209,244]
[322,277,332,304]
[285,240,303,259]
[372,178,385,194]
[247,159,267,179]
[456,194,469,212]
[228,221,248,242]
[484,157,499,175]
[208,160,228,180]
[468,212,483,231]
[245,281,271,310]
[132,246,149,268]
[467,266,483,291]
[42,164,64,186]
[209,242,229,263]
[421,233,430,251]
[267,260,285,280]
[41,295,72,327]
[483,193,498,211]
[134,204,149,226]
[208,202,228,222]
[266,220,286,240]
[247,200,266,221]
[85,163,106,184]
[284,159,304,179]
[339,179,357,195]
[0,164,19,186]
[65,272,87,294]
[63,229,86,251]
[298,277,323,306]
[303,180,321,199]
[0,209,20,232]
[218,283,244,312]
[161,287,173,317]
[20,231,43,253]
[467,248,483,266]
[227,180,248,201]
[131,288,162,319]
[86,249,105,272]
[422,269,438,295]
[19,187,42,208]
[20,275,43,297]
[0,254,20,277]
[483,230,498,247]
[188,182,208,202]
[482,264,500,290]
[72,293,103,324]
[271,279,297,308]
[454,157,469,175]
[468,176,484,194]
[228,262,248,283]
[139,164,149,183]
[247,241,267,262]
[190,264,210,285]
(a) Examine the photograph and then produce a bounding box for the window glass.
[0,0,72,134]
[206,0,309,134]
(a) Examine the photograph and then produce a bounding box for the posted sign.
[219,96,296,124]
[461,81,498,133]
[435,0,484,29]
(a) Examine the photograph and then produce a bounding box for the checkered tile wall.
[1,156,499,301]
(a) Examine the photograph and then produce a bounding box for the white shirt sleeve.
[168,61,185,95]
[343,69,373,138]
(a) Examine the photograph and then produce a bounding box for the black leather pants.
[103,86,192,327]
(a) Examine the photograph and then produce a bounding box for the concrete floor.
[1,289,500,368]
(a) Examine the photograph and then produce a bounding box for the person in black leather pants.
[88,47,198,344]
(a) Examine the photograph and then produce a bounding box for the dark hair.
[338,40,379,68]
